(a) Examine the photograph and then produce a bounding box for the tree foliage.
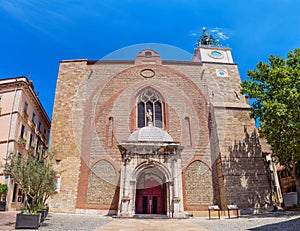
[241,48,300,201]
[4,152,57,213]
[0,183,8,194]
[0,183,8,201]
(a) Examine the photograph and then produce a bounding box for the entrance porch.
[117,124,184,218]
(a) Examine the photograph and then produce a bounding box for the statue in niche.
[146,109,153,124]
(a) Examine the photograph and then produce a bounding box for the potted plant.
[5,152,57,229]
[0,183,8,211]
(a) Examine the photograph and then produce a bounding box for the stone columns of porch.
[118,157,134,217]
[171,154,185,218]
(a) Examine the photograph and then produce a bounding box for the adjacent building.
[50,29,274,216]
[0,76,51,211]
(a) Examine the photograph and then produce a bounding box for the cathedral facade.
[50,31,272,216]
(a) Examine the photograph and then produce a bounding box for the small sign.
[55,174,61,193]
[228,205,238,209]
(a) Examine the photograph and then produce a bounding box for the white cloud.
[209,27,230,40]
[0,0,77,38]
[217,32,229,40]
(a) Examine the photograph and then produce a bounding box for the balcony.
[18,138,27,148]
[31,122,36,131]
[22,111,29,122]
[36,129,41,137]
[28,145,35,156]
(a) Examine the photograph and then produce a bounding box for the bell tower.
[192,27,234,64]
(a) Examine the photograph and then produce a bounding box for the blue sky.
[1,0,299,119]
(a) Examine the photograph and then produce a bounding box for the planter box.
[15,213,41,229]
[0,201,6,211]
[283,192,298,207]
[38,209,47,222]
[45,207,49,218]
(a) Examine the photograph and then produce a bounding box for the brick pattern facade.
[184,160,213,207]
[87,160,117,205]
[49,48,271,214]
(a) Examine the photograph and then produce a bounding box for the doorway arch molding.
[132,160,172,184]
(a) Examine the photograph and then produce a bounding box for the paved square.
[97,219,208,231]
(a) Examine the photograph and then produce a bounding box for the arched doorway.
[135,168,166,214]
[117,123,185,217]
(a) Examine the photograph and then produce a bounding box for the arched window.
[137,89,163,128]
[185,117,192,146]
[108,117,114,147]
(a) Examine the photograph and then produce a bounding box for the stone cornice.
[0,76,51,127]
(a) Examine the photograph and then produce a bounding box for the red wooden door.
[136,180,164,214]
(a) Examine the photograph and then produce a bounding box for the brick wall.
[50,57,271,213]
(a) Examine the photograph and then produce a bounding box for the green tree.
[0,183,8,201]
[4,152,57,213]
[241,48,300,203]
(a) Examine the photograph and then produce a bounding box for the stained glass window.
[137,88,163,128]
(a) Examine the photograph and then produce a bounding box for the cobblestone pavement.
[1,211,300,231]
[193,211,300,231]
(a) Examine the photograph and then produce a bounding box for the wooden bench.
[208,205,220,219]
[227,205,239,219]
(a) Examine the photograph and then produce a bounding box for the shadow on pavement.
[248,217,300,231]
[242,211,300,219]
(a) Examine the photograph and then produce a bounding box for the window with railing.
[36,140,39,153]
[29,133,33,146]
[24,102,28,114]
[32,112,36,125]
[31,112,36,125]
[20,125,25,138]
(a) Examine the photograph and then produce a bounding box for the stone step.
[133,214,169,219]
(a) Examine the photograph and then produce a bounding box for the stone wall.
[49,60,89,212]
[184,160,213,208]
[87,160,118,206]
[50,55,271,213]
[213,107,271,210]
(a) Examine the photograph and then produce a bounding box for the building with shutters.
[0,76,51,211]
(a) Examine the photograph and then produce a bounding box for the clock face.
[208,50,223,59]
[219,71,226,76]
[216,69,228,77]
